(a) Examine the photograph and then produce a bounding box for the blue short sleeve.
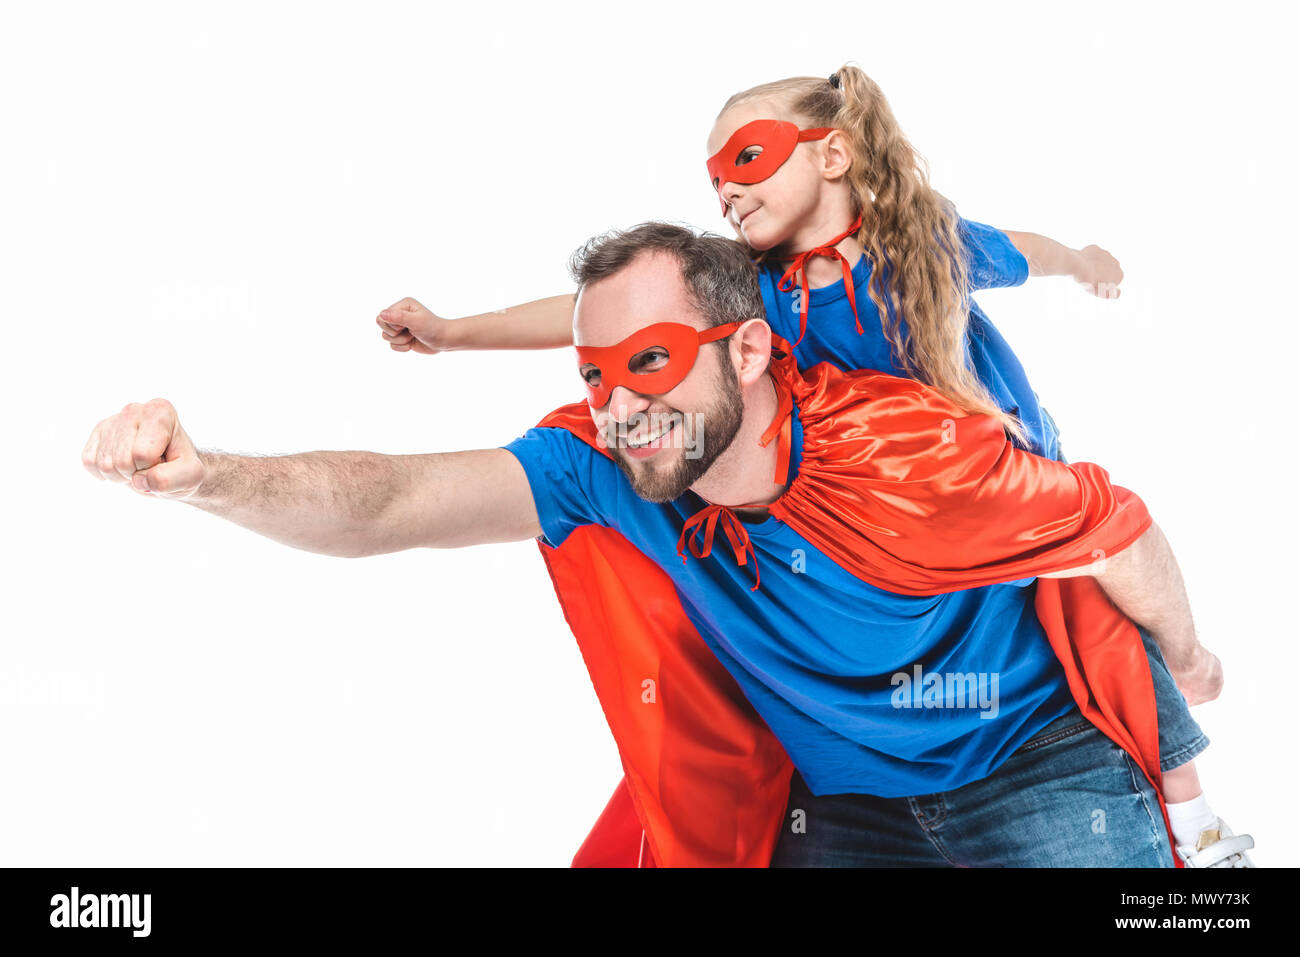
[502,426,611,549]
[960,218,1029,291]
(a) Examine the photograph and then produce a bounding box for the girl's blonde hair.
[718,64,1030,446]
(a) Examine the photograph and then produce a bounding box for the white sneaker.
[1175,817,1256,868]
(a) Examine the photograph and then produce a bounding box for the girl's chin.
[738,224,783,252]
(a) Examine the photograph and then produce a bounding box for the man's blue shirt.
[503,400,1076,798]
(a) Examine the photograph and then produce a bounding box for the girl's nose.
[719,179,744,210]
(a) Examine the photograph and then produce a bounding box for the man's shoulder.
[502,406,633,550]
[535,401,609,458]
[506,404,614,486]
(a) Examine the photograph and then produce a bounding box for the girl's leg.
[1162,762,1202,803]
[1135,624,1211,780]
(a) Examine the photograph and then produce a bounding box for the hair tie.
[828,72,841,89]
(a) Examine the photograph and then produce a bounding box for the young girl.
[375,64,1252,867]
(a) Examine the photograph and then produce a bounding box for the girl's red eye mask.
[576,321,742,408]
[705,119,835,215]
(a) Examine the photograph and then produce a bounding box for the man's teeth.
[627,421,675,448]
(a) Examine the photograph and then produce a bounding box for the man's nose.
[607,385,651,423]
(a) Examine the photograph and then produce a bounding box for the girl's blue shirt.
[756,217,1062,460]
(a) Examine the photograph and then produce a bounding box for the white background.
[2,0,1295,866]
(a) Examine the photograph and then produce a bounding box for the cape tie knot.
[671,369,796,594]
[677,502,761,592]
[775,213,865,347]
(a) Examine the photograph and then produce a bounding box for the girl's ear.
[821,129,853,180]
[734,317,773,387]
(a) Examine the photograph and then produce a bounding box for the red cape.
[532,348,1178,868]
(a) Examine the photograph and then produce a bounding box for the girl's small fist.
[376,297,453,355]
[1075,245,1124,300]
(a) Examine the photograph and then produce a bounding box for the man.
[81,223,1236,868]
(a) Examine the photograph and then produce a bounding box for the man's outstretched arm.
[81,397,542,558]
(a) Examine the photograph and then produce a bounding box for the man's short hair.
[567,222,764,331]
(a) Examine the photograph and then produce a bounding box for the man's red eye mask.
[576,321,742,408]
[705,119,834,215]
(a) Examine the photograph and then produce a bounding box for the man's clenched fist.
[81,398,205,499]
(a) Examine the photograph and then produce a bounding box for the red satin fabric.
[763,349,1154,590]
[535,350,1178,868]
[537,517,793,867]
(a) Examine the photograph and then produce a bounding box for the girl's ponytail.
[828,64,1030,446]
[719,66,1030,446]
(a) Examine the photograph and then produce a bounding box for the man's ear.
[822,130,853,181]
[734,317,772,387]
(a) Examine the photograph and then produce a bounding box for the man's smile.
[623,419,678,459]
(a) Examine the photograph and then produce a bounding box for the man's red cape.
[531,349,1179,868]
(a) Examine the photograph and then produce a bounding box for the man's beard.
[609,351,744,504]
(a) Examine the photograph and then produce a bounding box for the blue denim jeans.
[771,705,1176,867]
[1046,408,1208,773]
[1139,626,1211,771]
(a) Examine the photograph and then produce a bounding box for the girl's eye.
[581,366,602,387]
[630,348,669,373]
[736,146,763,167]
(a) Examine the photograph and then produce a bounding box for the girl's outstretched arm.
[999,230,1124,299]
[376,294,576,354]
